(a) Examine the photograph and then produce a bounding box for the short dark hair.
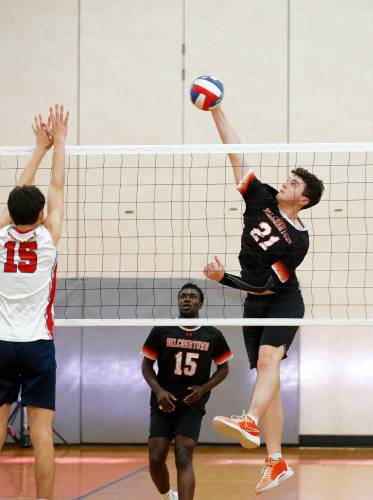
[291,167,324,209]
[178,282,204,305]
[7,185,45,225]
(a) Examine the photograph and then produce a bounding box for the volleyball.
[190,76,224,111]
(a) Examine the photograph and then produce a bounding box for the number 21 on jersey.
[4,241,38,273]
[174,351,199,376]
[250,222,280,251]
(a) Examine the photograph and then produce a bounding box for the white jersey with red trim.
[0,224,57,341]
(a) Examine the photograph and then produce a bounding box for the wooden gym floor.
[1,445,372,500]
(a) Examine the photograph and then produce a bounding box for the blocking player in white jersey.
[0,104,69,500]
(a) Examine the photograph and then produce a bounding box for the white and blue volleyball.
[190,76,224,111]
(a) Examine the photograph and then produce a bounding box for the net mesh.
[1,144,373,323]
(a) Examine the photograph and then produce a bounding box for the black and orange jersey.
[220,171,309,292]
[141,325,232,408]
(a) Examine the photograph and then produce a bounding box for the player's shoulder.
[284,216,310,242]
[201,325,224,337]
[0,224,10,236]
[298,229,310,249]
[40,223,55,238]
[243,176,278,204]
[150,325,177,335]
[245,172,276,193]
[262,183,279,200]
[149,325,162,334]
[36,224,58,249]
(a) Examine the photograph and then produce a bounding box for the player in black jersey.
[203,107,324,495]
[141,283,232,500]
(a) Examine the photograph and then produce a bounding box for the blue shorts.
[0,340,56,410]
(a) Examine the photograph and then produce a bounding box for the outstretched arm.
[211,107,250,185]
[203,254,300,292]
[204,255,275,291]
[43,104,69,246]
[0,114,52,229]
[18,115,53,186]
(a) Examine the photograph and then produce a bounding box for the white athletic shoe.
[162,488,178,500]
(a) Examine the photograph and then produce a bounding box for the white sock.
[269,452,282,461]
[246,413,258,425]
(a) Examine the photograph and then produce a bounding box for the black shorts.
[243,288,304,369]
[0,340,56,410]
[149,404,206,442]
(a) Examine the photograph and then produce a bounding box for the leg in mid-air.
[212,340,294,494]
[248,345,285,421]
[255,388,293,494]
[212,344,284,450]
[212,292,303,494]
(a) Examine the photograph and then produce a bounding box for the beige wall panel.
[300,326,373,434]
[290,0,373,141]
[80,0,183,145]
[184,0,288,144]
[0,0,78,146]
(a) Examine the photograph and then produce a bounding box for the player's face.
[277,175,309,207]
[178,288,202,318]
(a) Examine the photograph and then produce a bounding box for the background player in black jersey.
[141,283,232,500]
[203,107,324,495]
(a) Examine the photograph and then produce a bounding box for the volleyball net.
[1,143,373,326]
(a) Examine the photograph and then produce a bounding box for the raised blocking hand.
[32,114,53,152]
[46,103,69,145]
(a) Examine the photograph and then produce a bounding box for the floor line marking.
[72,464,149,499]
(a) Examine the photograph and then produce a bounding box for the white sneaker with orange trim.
[255,457,294,495]
[212,412,260,449]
